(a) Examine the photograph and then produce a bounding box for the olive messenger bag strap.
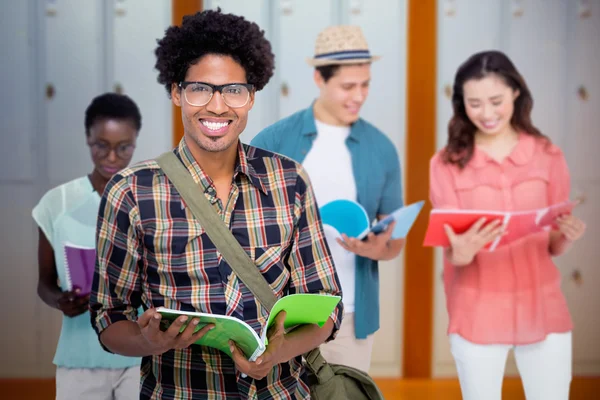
[156,151,331,378]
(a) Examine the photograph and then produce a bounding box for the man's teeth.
[201,120,229,130]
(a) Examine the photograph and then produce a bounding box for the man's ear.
[171,83,182,107]
[247,89,256,110]
[314,69,325,89]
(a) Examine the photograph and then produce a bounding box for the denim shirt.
[251,105,403,338]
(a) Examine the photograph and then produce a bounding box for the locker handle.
[572,269,583,286]
[579,1,592,19]
[574,192,587,205]
[578,85,589,101]
[46,84,55,100]
[281,82,289,97]
[114,83,124,94]
[443,0,456,17]
[350,0,362,15]
[281,0,293,15]
[444,84,452,99]
[511,0,524,17]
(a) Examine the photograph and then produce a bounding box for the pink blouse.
[429,134,572,344]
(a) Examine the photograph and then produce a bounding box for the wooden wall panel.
[171,0,203,147]
[402,0,437,378]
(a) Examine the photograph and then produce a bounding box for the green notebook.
[157,293,341,361]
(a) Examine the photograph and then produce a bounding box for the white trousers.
[319,313,375,372]
[56,366,140,400]
[450,332,572,400]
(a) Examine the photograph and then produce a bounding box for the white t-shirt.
[302,120,357,313]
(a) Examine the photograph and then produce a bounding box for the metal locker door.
[560,0,600,376]
[502,0,569,147]
[274,0,340,120]
[0,0,42,378]
[40,0,107,376]
[433,0,504,378]
[44,0,107,190]
[345,0,408,377]
[111,0,172,162]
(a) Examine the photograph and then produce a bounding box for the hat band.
[314,49,372,61]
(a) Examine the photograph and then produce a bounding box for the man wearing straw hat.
[252,25,404,372]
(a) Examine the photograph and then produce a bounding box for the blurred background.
[0,0,598,398]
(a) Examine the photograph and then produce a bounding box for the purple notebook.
[63,243,96,296]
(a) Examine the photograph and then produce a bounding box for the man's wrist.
[275,335,293,364]
[363,244,391,261]
[382,243,397,260]
[138,327,164,356]
[372,239,404,261]
[101,320,159,357]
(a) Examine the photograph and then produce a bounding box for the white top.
[302,120,357,313]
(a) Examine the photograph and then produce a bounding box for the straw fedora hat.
[306,25,381,67]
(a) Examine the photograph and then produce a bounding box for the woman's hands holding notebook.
[56,288,89,318]
[444,218,504,266]
[556,214,586,242]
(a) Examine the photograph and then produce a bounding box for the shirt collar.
[176,138,268,194]
[301,102,361,142]
[235,143,268,194]
[470,132,536,169]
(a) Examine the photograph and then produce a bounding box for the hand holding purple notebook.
[63,243,96,296]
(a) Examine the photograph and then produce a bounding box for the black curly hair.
[84,93,142,136]
[155,9,275,96]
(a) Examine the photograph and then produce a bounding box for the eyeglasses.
[89,142,135,160]
[179,81,254,108]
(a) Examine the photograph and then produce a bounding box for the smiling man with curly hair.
[89,9,343,400]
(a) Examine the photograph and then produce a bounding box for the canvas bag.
[157,151,384,400]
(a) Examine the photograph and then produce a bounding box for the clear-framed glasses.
[89,142,135,160]
[179,81,254,108]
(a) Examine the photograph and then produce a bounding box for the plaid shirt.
[90,138,343,400]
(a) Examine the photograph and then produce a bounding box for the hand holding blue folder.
[320,199,424,240]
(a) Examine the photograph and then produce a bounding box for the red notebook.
[423,210,506,249]
[423,200,577,251]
